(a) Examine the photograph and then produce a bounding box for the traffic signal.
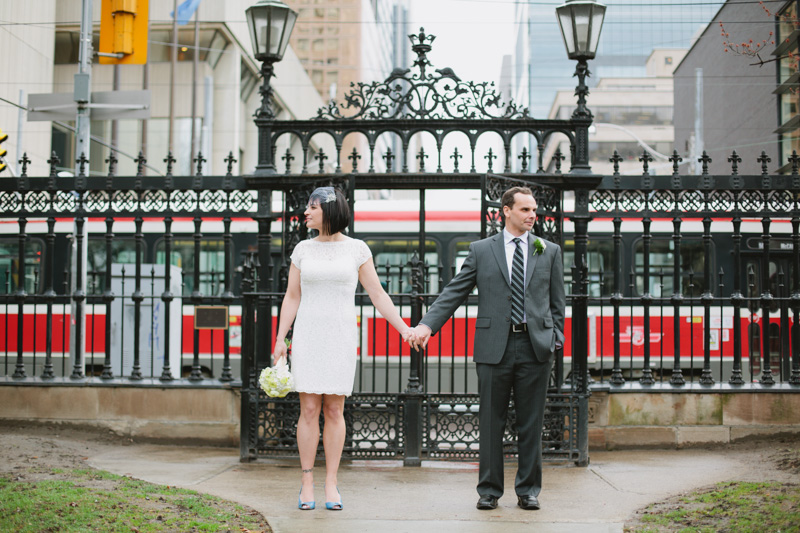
[99,0,149,65]
[0,128,8,173]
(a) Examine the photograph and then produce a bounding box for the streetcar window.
[744,258,796,313]
[364,239,439,293]
[453,240,478,295]
[86,238,139,295]
[633,239,706,297]
[155,239,231,296]
[562,239,614,297]
[0,239,43,295]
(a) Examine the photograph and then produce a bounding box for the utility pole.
[694,68,703,175]
[76,0,93,166]
[70,0,93,377]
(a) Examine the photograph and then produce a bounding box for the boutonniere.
[533,238,546,255]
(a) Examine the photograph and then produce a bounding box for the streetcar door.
[741,249,796,378]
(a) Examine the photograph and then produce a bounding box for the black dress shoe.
[517,495,540,510]
[476,495,498,510]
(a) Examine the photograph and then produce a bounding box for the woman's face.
[304,201,323,232]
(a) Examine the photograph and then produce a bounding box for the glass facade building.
[512,1,718,119]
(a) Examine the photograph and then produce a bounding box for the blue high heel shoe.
[325,486,343,511]
[298,488,315,510]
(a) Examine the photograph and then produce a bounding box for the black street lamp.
[556,0,606,174]
[556,0,606,120]
[245,0,298,176]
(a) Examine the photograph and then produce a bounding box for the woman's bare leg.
[322,394,346,504]
[297,393,322,505]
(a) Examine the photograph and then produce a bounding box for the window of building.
[588,142,671,162]
[52,118,203,177]
[593,106,673,125]
[312,39,324,52]
[140,29,218,63]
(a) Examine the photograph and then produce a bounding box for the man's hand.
[409,324,432,350]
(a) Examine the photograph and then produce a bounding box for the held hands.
[402,324,432,351]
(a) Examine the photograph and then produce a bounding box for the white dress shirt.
[503,228,528,323]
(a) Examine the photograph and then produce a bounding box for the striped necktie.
[511,237,525,325]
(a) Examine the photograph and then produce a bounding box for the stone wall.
[588,391,800,449]
[0,386,241,446]
[2,386,798,449]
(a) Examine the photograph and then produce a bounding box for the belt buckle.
[512,323,526,333]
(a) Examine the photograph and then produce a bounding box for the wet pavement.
[88,441,793,533]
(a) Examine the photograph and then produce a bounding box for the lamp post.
[556,0,606,174]
[556,2,606,442]
[245,0,298,176]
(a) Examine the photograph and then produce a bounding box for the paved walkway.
[88,441,793,533]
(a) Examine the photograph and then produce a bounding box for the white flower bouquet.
[259,357,295,398]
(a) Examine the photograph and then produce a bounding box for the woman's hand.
[273,339,288,365]
[401,327,415,345]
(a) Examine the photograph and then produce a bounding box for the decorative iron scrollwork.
[314,28,529,121]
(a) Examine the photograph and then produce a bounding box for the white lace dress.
[289,237,372,396]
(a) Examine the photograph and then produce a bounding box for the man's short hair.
[318,188,350,235]
[501,186,535,210]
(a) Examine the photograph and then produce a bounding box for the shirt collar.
[503,228,529,246]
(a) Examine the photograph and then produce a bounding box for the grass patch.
[0,468,269,532]
[625,481,800,533]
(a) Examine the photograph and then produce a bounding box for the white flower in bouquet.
[259,358,294,398]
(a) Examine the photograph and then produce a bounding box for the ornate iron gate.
[239,29,594,465]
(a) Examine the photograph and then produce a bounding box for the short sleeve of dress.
[290,242,304,270]
[355,239,372,267]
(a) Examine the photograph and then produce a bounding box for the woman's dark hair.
[309,187,350,235]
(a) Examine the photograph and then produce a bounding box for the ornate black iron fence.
[238,171,589,466]
[584,151,800,388]
[0,154,254,382]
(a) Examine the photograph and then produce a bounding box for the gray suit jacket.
[421,233,565,364]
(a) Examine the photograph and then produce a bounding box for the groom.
[409,186,565,510]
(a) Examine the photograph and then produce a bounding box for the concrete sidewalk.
[87,441,794,533]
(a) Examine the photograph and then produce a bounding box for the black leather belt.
[511,323,527,333]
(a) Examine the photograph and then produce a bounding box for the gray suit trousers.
[476,329,552,498]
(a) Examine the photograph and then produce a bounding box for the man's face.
[503,193,537,236]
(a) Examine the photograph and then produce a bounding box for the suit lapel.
[490,234,511,287]
[525,233,539,289]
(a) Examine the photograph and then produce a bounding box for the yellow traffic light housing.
[99,0,149,65]
[0,128,8,173]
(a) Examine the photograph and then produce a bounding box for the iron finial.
[225,151,238,176]
[163,151,176,176]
